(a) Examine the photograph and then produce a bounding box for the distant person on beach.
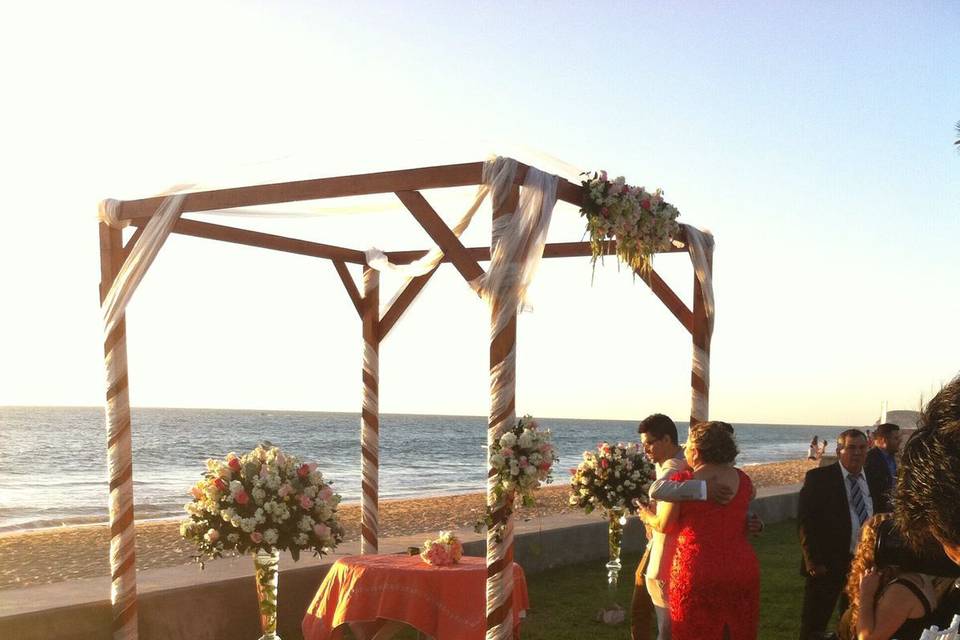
[818,439,828,459]
[895,374,960,566]
[631,414,737,640]
[640,421,760,639]
[798,429,886,640]
[838,514,955,640]
[864,423,901,513]
[809,436,820,460]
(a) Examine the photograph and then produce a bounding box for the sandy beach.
[0,458,816,590]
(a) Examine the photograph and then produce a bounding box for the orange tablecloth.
[301,554,529,640]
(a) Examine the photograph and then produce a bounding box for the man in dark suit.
[863,422,901,513]
[798,429,885,640]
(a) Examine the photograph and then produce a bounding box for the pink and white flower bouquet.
[569,442,657,515]
[420,531,464,566]
[180,443,344,562]
[580,171,681,277]
[489,414,559,508]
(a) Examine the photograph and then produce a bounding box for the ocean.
[0,406,854,532]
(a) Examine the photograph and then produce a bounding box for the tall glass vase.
[606,507,626,591]
[254,548,281,640]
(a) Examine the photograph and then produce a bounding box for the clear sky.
[0,1,957,425]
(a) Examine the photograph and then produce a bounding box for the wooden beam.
[635,268,694,334]
[394,190,485,285]
[332,261,363,317]
[115,163,487,221]
[378,267,439,340]
[384,239,686,264]
[153,218,367,263]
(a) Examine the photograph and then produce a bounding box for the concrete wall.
[0,486,799,640]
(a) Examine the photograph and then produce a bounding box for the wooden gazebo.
[97,157,715,640]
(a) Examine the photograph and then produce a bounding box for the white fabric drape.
[99,195,186,337]
[685,226,715,423]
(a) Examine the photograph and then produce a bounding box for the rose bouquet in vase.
[180,443,343,640]
[569,441,656,621]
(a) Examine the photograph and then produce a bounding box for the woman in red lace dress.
[641,421,760,639]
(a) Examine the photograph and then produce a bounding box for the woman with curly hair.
[639,421,759,639]
[839,513,954,640]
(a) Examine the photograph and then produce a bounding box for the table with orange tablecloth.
[301,554,529,640]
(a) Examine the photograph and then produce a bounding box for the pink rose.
[227,456,242,472]
[234,490,250,505]
[519,458,529,468]
[297,464,310,478]
[313,523,330,539]
[317,486,333,501]
[640,199,651,211]
[190,486,203,500]
[259,466,269,479]
[538,462,551,471]
[278,483,293,498]
[250,531,263,543]
[600,459,609,469]
[501,448,514,458]
[300,494,313,510]
[213,478,228,492]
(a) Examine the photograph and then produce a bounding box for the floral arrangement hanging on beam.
[580,171,681,277]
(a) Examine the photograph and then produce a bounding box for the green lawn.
[367,519,808,639]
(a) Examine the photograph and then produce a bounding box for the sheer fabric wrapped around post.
[481,159,558,640]
[97,194,185,640]
[360,267,380,554]
[686,227,715,424]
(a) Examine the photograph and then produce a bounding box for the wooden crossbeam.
[635,268,694,334]
[111,161,587,223]
[378,267,440,339]
[385,239,687,264]
[395,191,485,285]
[115,163,488,221]
[332,261,363,317]
[154,218,367,263]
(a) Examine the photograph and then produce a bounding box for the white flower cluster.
[489,415,558,505]
[569,441,656,515]
[581,171,680,275]
[180,443,343,562]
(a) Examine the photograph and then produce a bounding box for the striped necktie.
[848,473,868,525]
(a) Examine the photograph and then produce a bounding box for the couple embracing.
[632,414,761,640]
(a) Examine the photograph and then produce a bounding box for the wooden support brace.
[394,190,485,286]
[634,268,694,334]
[332,261,363,317]
[378,267,440,340]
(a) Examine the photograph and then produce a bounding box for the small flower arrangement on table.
[420,531,464,566]
[580,170,681,278]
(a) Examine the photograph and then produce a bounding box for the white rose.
[252,487,266,504]
[518,431,534,449]
[491,454,505,468]
[263,529,279,545]
[499,433,517,448]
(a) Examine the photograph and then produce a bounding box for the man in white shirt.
[630,414,741,640]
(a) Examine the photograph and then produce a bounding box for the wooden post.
[689,243,714,426]
[98,222,139,640]
[360,266,380,554]
[485,183,521,640]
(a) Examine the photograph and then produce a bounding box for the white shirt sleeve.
[648,458,707,502]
